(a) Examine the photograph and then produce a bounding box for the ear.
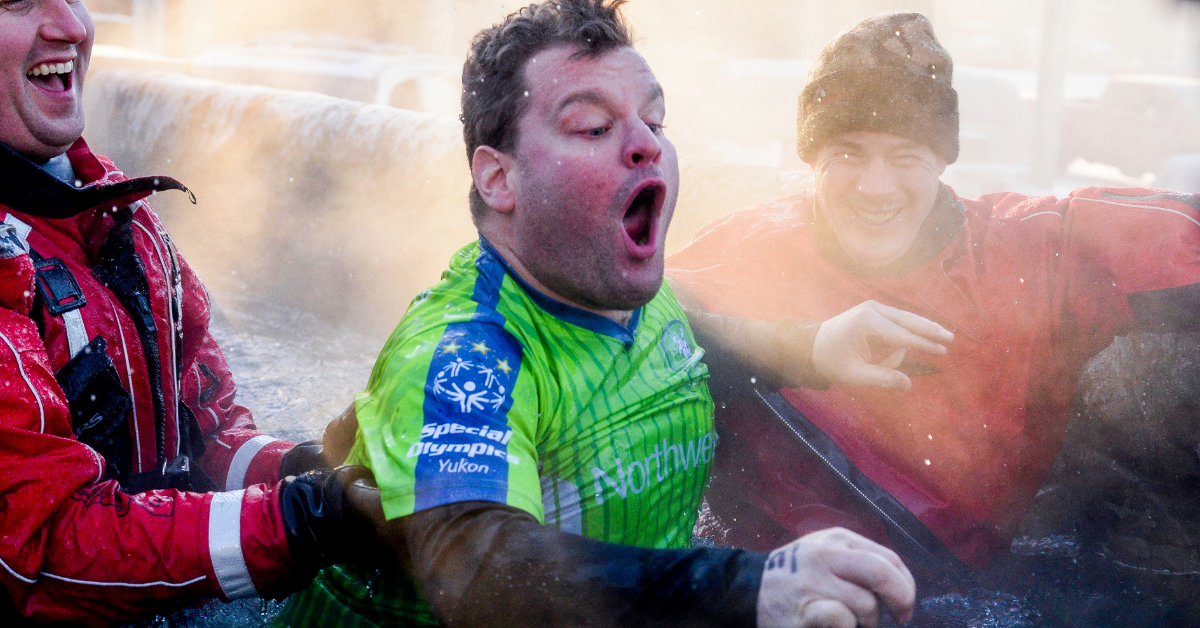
[472,146,516,214]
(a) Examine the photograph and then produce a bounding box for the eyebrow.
[555,82,665,114]
[827,141,863,152]
[828,140,924,154]
[646,83,664,104]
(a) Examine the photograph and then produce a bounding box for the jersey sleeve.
[351,321,542,522]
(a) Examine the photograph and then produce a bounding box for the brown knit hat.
[797,12,959,164]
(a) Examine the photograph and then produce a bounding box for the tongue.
[623,205,651,245]
[29,73,66,92]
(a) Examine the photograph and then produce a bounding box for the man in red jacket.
[668,12,1200,574]
[0,2,378,625]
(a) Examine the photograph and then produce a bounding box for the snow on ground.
[207,295,382,444]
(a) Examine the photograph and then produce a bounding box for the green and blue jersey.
[277,238,715,626]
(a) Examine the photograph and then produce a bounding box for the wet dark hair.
[461,0,634,224]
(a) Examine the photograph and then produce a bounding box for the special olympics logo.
[660,320,695,370]
[432,356,508,414]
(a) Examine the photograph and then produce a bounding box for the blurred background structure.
[82,0,1200,335]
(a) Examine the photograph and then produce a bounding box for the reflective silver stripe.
[0,329,45,433]
[225,435,278,491]
[1085,197,1200,228]
[2,214,31,249]
[62,308,88,357]
[3,214,87,357]
[207,490,256,600]
[1,550,207,588]
[109,301,142,470]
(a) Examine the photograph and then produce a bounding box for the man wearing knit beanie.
[668,11,1200,598]
[796,13,958,167]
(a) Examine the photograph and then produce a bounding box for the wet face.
[812,131,946,268]
[0,0,93,160]
[504,45,677,314]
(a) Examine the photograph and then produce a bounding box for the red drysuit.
[668,186,1200,568]
[0,140,300,626]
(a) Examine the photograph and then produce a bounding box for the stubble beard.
[517,187,662,314]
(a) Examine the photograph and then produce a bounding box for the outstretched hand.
[757,527,916,628]
[812,300,953,390]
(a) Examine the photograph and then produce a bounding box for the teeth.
[855,206,903,226]
[27,60,73,78]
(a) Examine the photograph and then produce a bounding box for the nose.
[624,119,662,168]
[39,0,90,45]
[855,155,899,199]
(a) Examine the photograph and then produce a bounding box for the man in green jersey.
[278,2,954,627]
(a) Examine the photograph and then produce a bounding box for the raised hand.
[812,300,953,390]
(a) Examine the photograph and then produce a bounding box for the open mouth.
[27,60,74,92]
[621,181,666,257]
[853,203,903,226]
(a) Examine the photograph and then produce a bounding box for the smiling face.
[0,0,93,161]
[811,131,946,269]
[503,44,678,314]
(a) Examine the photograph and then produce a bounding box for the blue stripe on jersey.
[472,236,507,314]
[412,322,524,511]
[478,236,642,348]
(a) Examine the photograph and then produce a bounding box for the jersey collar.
[478,236,642,348]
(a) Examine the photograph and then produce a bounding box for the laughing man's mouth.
[853,203,903,226]
[622,183,665,248]
[27,60,74,92]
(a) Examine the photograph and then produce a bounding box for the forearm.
[2,482,285,627]
[399,501,765,628]
[667,277,827,390]
[184,354,295,489]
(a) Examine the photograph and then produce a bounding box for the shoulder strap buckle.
[33,255,87,316]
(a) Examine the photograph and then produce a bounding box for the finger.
[827,551,916,625]
[822,581,881,628]
[797,529,914,602]
[878,347,906,370]
[837,534,912,583]
[800,599,858,628]
[868,318,948,356]
[839,364,912,390]
[869,303,954,343]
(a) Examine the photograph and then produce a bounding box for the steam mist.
[82,1,1200,626]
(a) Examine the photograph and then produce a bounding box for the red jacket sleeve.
[0,279,299,626]
[171,243,294,491]
[1034,187,1200,356]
